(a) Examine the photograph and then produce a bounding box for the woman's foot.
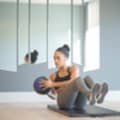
[47,90,57,100]
[89,83,100,105]
[96,82,109,104]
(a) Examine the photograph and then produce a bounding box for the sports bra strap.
[55,71,59,78]
[67,67,71,74]
[56,67,71,78]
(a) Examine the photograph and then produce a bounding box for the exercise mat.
[48,104,120,117]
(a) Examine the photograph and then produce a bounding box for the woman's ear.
[64,56,68,61]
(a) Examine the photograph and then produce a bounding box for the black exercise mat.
[48,104,120,117]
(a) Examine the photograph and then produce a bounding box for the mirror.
[0,0,100,71]
[72,0,84,65]
[0,0,17,71]
[18,0,47,65]
[18,0,29,65]
[48,0,72,68]
[30,0,47,64]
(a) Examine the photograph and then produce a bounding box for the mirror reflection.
[18,0,29,65]
[30,0,47,64]
[0,0,17,71]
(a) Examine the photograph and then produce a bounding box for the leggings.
[57,76,95,110]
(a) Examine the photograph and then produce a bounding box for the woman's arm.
[49,73,56,82]
[52,65,79,88]
[40,66,79,89]
[49,73,67,93]
[54,86,66,94]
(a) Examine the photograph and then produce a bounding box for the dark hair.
[56,44,70,58]
[25,50,39,64]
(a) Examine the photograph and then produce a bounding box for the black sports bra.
[54,67,71,89]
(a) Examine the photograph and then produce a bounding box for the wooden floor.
[0,102,120,120]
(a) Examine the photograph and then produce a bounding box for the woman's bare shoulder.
[49,72,57,81]
[69,65,79,73]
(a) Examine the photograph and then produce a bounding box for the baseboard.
[0,91,120,103]
[104,91,120,102]
[0,92,55,103]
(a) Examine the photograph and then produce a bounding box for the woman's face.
[24,57,29,64]
[54,51,68,68]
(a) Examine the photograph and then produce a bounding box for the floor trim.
[0,91,119,103]
[0,92,55,103]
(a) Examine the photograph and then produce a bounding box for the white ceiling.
[0,0,91,4]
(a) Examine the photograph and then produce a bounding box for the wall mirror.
[30,0,47,64]
[0,0,100,72]
[18,0,47,65]
[0,0,17,71]
[18,0,29,65]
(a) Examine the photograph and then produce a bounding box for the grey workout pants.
[57,76,95,109]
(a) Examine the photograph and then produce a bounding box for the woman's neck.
[59,65,68,72]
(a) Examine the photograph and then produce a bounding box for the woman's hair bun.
[33,50,39,56]
[62,44,70,52]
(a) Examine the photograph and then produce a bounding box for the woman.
[41,44,108,110]
[24,49,39,64]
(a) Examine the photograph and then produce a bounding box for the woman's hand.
[40,79,54,89]
[51,88,57,94]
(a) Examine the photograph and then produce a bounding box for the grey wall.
[0,63,55,91]
[0,0,120,91]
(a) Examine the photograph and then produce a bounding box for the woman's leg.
[57,77,100,109]
[75,77,100,105]
[83,75,109,104]
[84,75,96,89]
[57,77,90,110]
[73,76,98,109]
[75,77,91,97]
[74,92,87,110]
[96,82,109,103]
[57,80,79,109]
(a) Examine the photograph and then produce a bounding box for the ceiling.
[0,0,92,5]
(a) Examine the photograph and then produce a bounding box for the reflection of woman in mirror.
[24,50,39,64]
